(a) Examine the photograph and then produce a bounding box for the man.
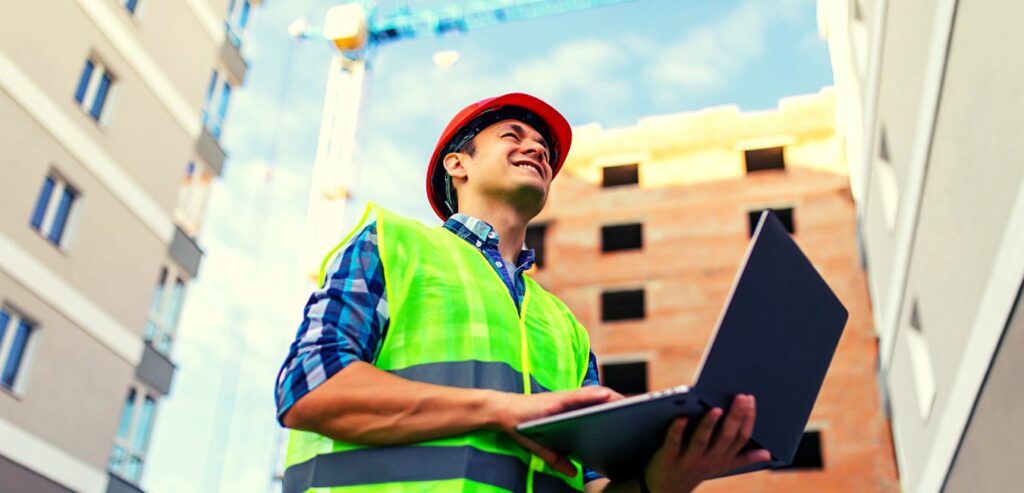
[276,93,770,492]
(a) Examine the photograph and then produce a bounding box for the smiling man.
[275,93,769,493]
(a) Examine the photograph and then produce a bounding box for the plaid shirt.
[275,211,604,483]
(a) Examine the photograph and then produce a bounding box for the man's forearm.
[282,361,505,444]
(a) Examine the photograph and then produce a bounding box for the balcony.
[169,226,203,278]
[107,472,145,493]
[136,341,176,396]
[195,127,226,177]
[219,34,248,86]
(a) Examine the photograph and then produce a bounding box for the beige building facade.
[530,90,899,491]
[819,0,1024,491]
[0,1,259,492]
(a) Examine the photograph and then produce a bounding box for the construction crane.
[290,0,633,285]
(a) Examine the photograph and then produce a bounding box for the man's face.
[457,119,553,214]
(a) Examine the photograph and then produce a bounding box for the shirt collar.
[444,213,536,270]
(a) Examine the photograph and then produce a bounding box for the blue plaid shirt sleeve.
[274,220,388,424]
[581,350,605,483]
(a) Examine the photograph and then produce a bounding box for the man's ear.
[443,152,469,180]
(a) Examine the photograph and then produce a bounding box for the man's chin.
[507,184,548,217]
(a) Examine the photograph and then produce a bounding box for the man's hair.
[443,135,477,213]
[456,138,476,157]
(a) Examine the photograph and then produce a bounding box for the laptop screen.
[692,210,848,464]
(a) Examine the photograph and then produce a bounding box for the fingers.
[708,395,748,457]
[726,395,757,457]
[683,407,722,458]
[511,433,578,477]
[606,389,627,402]
[663,416,689,457]
[557,386,614,411]
[729,448,773,471]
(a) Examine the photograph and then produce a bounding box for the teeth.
[516,163,539,173]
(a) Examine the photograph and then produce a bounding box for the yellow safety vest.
[282,205,592,492]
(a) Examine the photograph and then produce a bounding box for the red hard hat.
[426,93,572,220]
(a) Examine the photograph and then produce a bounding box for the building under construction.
[529,89,900,492]
[0,0,259,491]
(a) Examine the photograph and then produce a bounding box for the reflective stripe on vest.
[390,360,552,394]
[283,204,592,492]
[283,446,577,493]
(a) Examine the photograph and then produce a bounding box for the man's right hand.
[487,386,623,477]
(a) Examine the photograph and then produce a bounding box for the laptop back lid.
[693,210,848,465]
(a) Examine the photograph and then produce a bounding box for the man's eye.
[502,133,519,140]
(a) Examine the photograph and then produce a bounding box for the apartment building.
[819,0,1024,491]
[529,89,899,492]
[0,1,259,492]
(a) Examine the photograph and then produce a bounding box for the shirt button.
[475,240,482,247]
[496,261,503,268]
[487,232,496,239]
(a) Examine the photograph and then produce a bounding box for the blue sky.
[144,1,832,491]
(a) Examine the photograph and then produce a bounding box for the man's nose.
[522,140,549,166]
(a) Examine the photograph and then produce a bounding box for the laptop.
[516,210,848,480]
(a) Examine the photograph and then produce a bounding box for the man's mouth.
[512,160,544,179]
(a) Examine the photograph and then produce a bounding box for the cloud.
[649,1,768,89]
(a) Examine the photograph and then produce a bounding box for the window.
[602,164,639,187]
[175,162,213,236]
[774,430,824,470]
[748,207,794,236]
[601,223,643,252]
[601,289,645,322]
[0,306,36,392]
[744,147,785,173]
[109,386,156,483]
[143,268,185,355]
[224,0,252,47]
[906,300,936,419]
[877,124,900,231]
[30,172,79,248]
[74,57,114,122]
[124,0,140,14]
[201,71,232,139]
[601,361,648,396]
[525,223,548,269]
[878,124,891,162]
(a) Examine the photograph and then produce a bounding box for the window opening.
[526,223,548,269]
[774,430,824,470]
[602,164,639,187]
[601,223,643,252]
[601,289,645,321]
[748,207,794,236]
[744,147,786,173]
[601,361,648,396]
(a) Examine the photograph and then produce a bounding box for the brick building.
[528,89,899,492]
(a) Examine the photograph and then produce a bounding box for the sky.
[143,1,833,491]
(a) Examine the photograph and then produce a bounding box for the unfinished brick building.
[528,89,899,492]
